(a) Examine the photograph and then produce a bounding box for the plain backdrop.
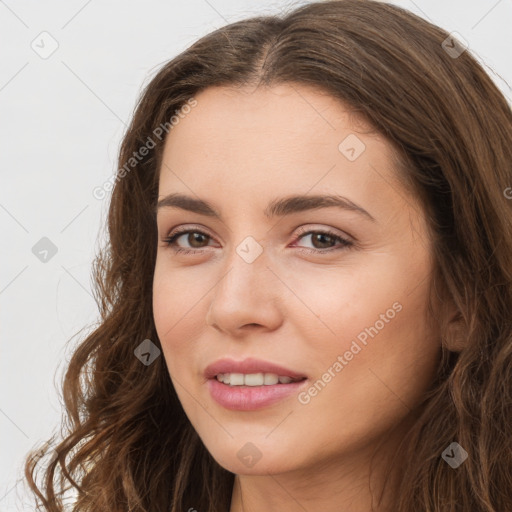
[1,0,511,510]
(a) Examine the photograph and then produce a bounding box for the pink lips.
[204,357,308,411]
[203,357,307,380]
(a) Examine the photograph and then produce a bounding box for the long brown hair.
[24,1,512,510]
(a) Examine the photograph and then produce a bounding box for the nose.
[205,243,283,335]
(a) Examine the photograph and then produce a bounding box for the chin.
[204,441,300,476]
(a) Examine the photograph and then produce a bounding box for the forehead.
[161,84,377,160]
[157,84,410,224]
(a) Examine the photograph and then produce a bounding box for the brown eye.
[186,232,210,248]
[163,229,213,252]
[294,229,353,253]
[309,232,337,249]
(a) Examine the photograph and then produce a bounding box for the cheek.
[280,262,393,343]
[291,258,438,388]
[152,262,206,372]
[152,255,210,333]
[309,289,437,413]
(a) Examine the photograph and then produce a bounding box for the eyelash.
[161,227,353,255]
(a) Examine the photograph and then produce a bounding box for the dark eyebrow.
[156,192,376,223]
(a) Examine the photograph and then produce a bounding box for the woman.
[24,0,512,510]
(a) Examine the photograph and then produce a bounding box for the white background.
[1,0,511,510]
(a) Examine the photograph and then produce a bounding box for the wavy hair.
[24,0,512,510]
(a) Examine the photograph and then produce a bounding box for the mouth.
[207,374,308,411]
[204,357,308,381]
[214,372,307,386]
[204,358,309,411]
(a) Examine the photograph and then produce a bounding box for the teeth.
[264,373,279,385]
[215,373,303,386]
[229,373,244,386]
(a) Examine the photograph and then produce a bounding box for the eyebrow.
[156,192,376,223]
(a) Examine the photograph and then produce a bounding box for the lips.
[204,357,309,411]
[204,357,307,381]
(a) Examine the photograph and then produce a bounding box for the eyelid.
[294,224,353,241]
[164,224,217,241]
[164,223,352,241]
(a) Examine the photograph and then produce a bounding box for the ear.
[443,309,467,353]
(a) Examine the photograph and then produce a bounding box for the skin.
[152,83,445,511]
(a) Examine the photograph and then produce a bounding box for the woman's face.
[153,84,440,476]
